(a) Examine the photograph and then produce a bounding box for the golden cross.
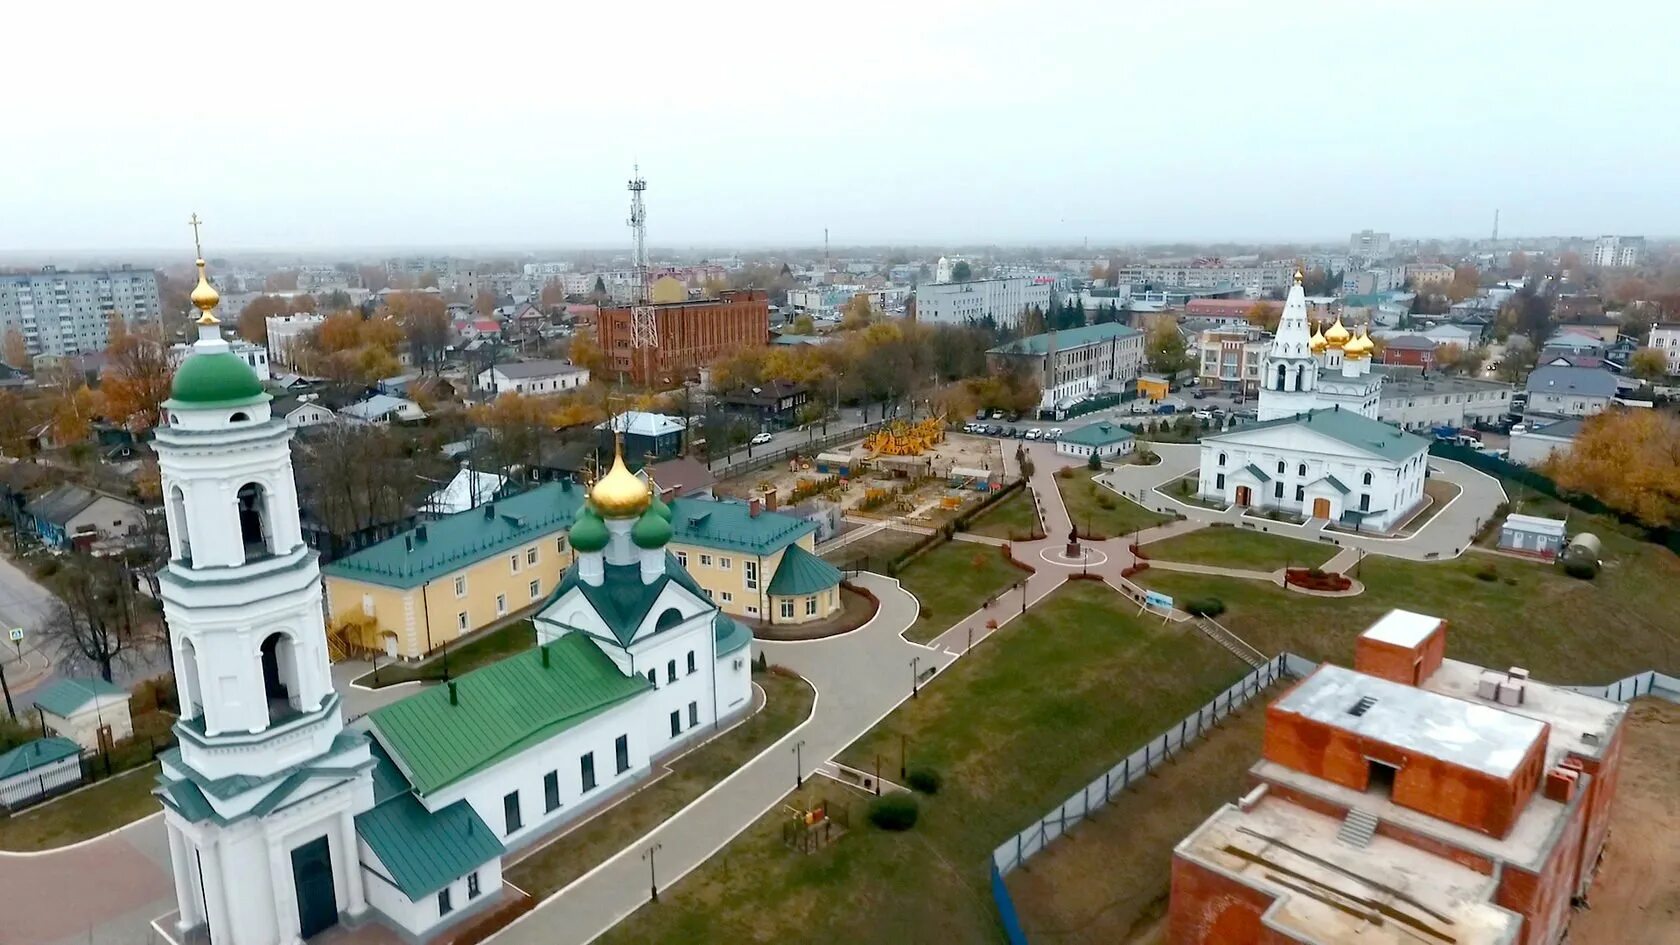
[188,212,205,259]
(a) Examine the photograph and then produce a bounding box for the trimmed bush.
[1185,597,1225,617]
[868,791,920,831]
[752,650,768,672]
[906,765,942,795]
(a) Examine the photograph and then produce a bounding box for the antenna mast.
[627,166,657,383]
[1492,208,1499,243]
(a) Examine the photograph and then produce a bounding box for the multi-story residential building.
[1376,369,1514,432]
[1195,324,1270,394]
[597,289,769,385]
[1171,610,1628,945]
[265,312,326,366]
[384,256,453,278]
[0,266,161,356]
[1347,228,1391,261]
[1647,323,1680,374]
[1590,235,1644,268]
[787,285,908,317]
[522,262,573,279]
[295,266,352,293]
[914,277,1054,327]
[1110,263,1292,298]
[986,323,1144,411]
[1341,267,1406,296]
[1403,262,1455,288]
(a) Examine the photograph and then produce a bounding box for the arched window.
[1297,464,1306,477]
[229,412,249,423]
[1362,471,1373,486]
[655,608,685,633]
[178,636,204,721]
[1276,461,1285,475]
[647,670,657,687]
[258,631,302,724]
[1294,365,1306,391]
[236,483,272,559]
[169,485,192,562]
[1218,452,1226,466]
[1275,364,1287,389]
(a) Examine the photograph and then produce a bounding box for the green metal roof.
[1207,407,1428,463]
[368,739,412,805]
[324,482,586,589]
[31,677,128,718]
[988,323,1140,356]
[550,554,713,647]
[1059,421,1134,447]
[369,634,648,796]
[765,542,843,597]
[714,612,753,656]
[1239,463,1271,483]
[1315,475,1351,495]
[0,737,79,780]
[165,351,268,408]
[668,498,816,555]
[357,794,504,900]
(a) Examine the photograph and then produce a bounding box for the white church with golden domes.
[155,229,753,944]
[1196,272,1429,532]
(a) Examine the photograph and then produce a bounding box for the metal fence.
[1565,669,1680,704]
[712,420,885,481]
[0,755,85,810]
[991,652,1317,876]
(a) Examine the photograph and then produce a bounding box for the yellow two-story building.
[323,483,843,661]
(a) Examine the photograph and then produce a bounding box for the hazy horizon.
[4,0,1676,256]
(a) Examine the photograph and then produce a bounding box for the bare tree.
[41,555,150,683]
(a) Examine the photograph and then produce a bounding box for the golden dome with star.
[590,440,651,518]
[1323,316,1351,348]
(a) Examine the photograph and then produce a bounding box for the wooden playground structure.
[862,416,946,456]
[782,797,852,854]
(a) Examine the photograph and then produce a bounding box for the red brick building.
[597,289,769,385]
[1170,609,1627,945]
[1378,335,1440,369]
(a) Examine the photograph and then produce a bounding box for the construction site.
[717,420,1006,525]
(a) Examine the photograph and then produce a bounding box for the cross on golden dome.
[188,212,220,326]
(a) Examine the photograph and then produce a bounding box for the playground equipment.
[863,416,946,457]
[782,798,851,853]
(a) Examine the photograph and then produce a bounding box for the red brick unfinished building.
[598,288,769,385]
[1170,609,1627,945]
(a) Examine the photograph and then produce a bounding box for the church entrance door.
[291,835,338,939]
[1235,486,1251,507]
[1312,498,1331,519]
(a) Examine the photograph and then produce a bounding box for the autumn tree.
[389,291,451,374]
[840,293,876,330]
[418,270,440,290]
[1145,320,1191,375]
[2,328,28,370]
[102,323,174,432]
[539,280,567,309]
[566,331,610,377]
[0,390,40,456]
[1628,348,1670,381]
[358,265,389,293]
[1548,410,1680,528]
[470,393,554,473]
[785,315,815,335]
[1495,340,1537,383]
[474,288,498,318]
[1446,265,1481,302]
[1245,301,1281,332]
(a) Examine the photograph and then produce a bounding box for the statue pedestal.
[1065,541,1081,559]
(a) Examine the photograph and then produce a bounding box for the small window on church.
[1297,464,1306,476]
[1362,471,1373,486]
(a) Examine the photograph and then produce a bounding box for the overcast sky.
[3,0,1675,255]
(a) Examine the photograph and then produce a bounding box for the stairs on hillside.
[1336,808,1380,849]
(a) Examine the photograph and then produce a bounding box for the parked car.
[1047,427,1063,440]
[991,410,1005,420]
[1025,428,1042,440]
[750,432,775,446]
[1192,390,1208,400]
[1191,409,1213,421]
[976,409,988,420]
[1155,403,1178,415]
[987,424,1003,435]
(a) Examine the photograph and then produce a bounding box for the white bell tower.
[155,217,372,945]
[1257,271,1321,421]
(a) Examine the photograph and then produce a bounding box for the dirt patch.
[1569,698,1680,945]
[1006,702,1270,945]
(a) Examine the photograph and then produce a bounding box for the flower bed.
[1285,568,1352,592]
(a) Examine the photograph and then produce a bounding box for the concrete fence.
[991,652,1317,876]
[1565,669,1680,704]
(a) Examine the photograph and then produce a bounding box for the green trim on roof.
[1060,421,1134,447]
[551,554,712,647]
[988,323,1141,356]
[167,351,267,407]
[31,677,127,718]
[0,737,79,780]
[668,498,816,555]
[324,483,585,589]
[714,612,753,656]
[1239,463,1271,483]
[1206,407,1428,463]
[765,543,842,597]
[358,795,505,901]
[369,634,649,796]
[1313,475,1351,495]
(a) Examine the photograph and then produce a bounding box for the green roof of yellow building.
[764,542,843,597]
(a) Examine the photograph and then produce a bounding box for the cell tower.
[627,166,657,380]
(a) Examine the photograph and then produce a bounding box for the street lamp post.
[793,739,806,789]
[643,842,663,903]
[910,656,921,698]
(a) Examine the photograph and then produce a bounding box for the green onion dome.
[167,352,266,407]
[631,508,673,549]
[647,490,672,521]
[569,506,610,553]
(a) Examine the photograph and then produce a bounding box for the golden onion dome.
[591,446,651,518]
[1309,321,1328,354]
[1324,316,1351,347]
[1345,329,1373,359]
[190,259,221,325]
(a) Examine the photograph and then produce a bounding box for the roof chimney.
[749,497,762,518]
[447,681,459,706]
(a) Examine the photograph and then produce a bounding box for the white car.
[1047,427,1063,440]
[1025,428,1042,440]
[750,432,774,446]
[1191,409,1213,421]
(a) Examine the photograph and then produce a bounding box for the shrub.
[1562,558,1599,580]
[1474,565,1499,582]
[753,650,768,672]
[869,792,920,830]
[1185,596,1225,617]
[1095,494,1116,510]
[906,765,942,795]
[1087,452,1102,471]
[1178,478,1192,495]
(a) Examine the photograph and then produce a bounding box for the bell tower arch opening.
[237,482,273,560]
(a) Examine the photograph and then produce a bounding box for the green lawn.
[1141,524,1335,571]
[0,763,160,851]
[895,540,1028,643]
[354,619,535,688]
[965,489,1041,540]
[821,527,925,572]
[506,671,815,900]
[1056,472,1172,539]
[1136,517,1680,683]
[599,582,1249,944]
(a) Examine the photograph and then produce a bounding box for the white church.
[1197,272,1429,532]
[154,244,753,943]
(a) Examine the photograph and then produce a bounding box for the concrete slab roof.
[1422,659,1626,769]
[1360,609,1443,648]
[1273,665,1545,778]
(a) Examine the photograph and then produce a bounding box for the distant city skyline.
[3,1,1675,253]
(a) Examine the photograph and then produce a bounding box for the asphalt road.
[706,405,874,469]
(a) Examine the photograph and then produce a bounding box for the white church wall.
[361,842,503,939]
[626,618,723,757]
[715,646,753,716]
